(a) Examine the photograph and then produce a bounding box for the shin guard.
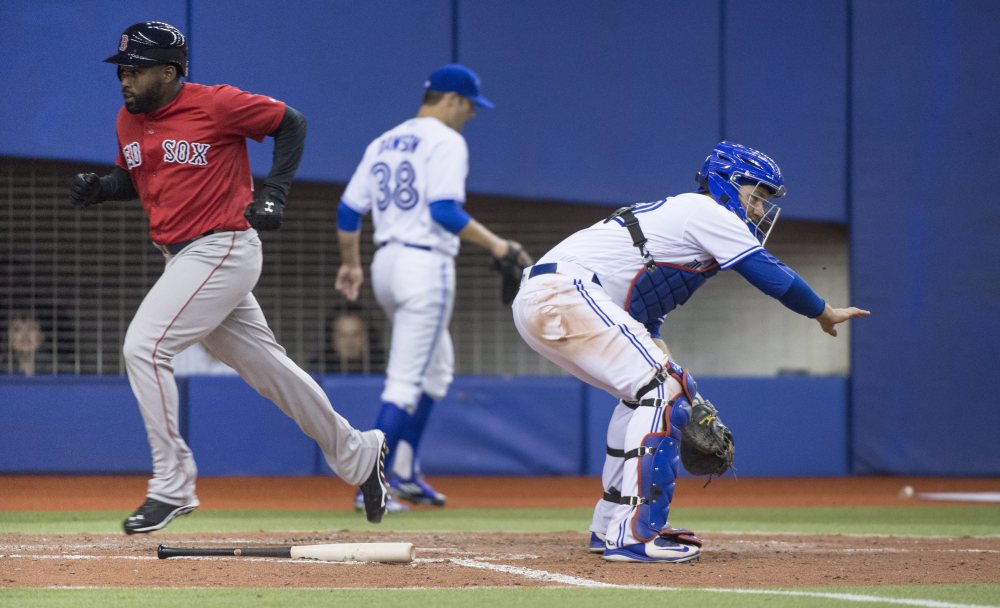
[629,432,681,543]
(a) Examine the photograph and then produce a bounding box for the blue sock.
[373,402,409,471]
[396,393,435,480]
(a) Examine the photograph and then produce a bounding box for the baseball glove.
[493,240,529,306]
[680,398,735,477]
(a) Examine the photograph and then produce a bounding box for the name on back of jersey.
[378,134,421,154]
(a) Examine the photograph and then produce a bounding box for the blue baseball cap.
[424,64,495,109]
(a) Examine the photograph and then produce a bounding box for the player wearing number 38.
[69,21,391,533]
[336,64,532,512]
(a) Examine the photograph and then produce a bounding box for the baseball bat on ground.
[156,542,414,563]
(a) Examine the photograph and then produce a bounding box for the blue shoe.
[588,532,606,554]
[390,475,447,506]
[602,535,701,563]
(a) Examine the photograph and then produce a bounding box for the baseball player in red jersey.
[69,21,390,533]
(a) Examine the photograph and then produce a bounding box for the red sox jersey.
[114,83,285,244]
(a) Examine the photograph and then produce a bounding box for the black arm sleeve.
[99,166,138,201]
[263,105,307,205]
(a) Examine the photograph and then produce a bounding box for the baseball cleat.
[358,435,391,523]
[123,497,199,535]
[602,535,701,563]
[389,475,447,506]
[588,531,607,554]
[354,491,410,513]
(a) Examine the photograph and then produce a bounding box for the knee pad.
[635,359,699,404]
[668,396,692,441]
[623,431,680,543]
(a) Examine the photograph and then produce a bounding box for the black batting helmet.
[103,21,188,77]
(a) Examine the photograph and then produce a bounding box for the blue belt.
[528,262,602,286]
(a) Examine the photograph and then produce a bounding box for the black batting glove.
[70,173,103,208]
[244,192,285,231]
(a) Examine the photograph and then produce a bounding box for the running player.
[69,21,390,533]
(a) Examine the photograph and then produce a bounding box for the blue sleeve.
[429,199,472,234]
[337,200,362,232]
[732,249,826,318]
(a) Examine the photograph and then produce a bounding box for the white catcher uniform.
[512,193,762,551]
[341,116,467,466]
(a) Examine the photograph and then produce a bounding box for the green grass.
[2,585,999,608]
[1,505,998,537]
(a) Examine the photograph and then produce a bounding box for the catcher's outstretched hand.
[335,264,364,301]
[493,240,533,306]
[816,304,870,337]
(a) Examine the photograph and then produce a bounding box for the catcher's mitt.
[493,240,529,305]
[680,398,735,476]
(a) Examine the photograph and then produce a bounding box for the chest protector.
[606,205,719,327]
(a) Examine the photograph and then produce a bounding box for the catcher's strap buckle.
[606,445,656,460]
[602,488,622,503]
[635,367,671,401]
[622,397,667,410]
[604,205,656,272]
[617,495,649,506]
[603,485,652,507]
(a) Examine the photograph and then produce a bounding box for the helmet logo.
[118,34,129,52]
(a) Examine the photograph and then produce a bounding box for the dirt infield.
[2,475,999,589]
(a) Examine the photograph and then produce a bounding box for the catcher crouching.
[511,142,866,562]
[513,262,736,562]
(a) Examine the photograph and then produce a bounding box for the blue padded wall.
[850,1,1000,474]
[322,375,586,476]
[186,376,318,475]
[0,377,151,473]
[1,375,846,476]
[723,1,848,222]
[2,0,845,220]
[0,0,187,165]
[190,0,453,186]
[458,1,720,206]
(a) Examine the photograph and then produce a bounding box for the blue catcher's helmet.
[696,141,786,244]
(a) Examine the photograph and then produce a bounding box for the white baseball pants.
[513,268,681,547]
[370,243,455,409]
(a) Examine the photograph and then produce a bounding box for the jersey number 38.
[371,161,419,211]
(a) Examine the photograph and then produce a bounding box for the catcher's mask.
[696,141,785,245]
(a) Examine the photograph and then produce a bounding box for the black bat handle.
[157,544,292,559]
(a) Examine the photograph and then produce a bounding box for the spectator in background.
[310,305,385,374]
[1,312,49,375]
